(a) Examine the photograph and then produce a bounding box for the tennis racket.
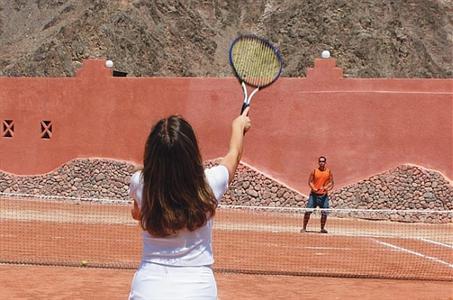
[229,34,283,114]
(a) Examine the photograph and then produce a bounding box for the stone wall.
[0,159,451,223]
[0,159,135,200]
[330,165,453,211]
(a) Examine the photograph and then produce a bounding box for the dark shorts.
[306,193,330,215]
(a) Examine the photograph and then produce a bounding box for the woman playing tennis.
[128,108,251,299]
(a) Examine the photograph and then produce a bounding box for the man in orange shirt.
[301,156,334,233]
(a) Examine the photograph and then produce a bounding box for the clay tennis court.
[1,197,452,299]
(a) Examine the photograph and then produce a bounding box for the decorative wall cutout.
[2,120,14,138]
[41,120,52,139]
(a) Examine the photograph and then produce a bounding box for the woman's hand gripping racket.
[229,34,283,114]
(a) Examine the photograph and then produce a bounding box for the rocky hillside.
[0,0,452,78]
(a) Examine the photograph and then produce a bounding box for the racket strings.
[231,36,281,88]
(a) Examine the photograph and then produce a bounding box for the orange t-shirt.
[313,168,331,195]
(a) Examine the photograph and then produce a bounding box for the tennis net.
[1,193,452,281]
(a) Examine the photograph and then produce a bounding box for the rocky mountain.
[0,0,452,78]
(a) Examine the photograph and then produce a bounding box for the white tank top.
[129,165,229,266]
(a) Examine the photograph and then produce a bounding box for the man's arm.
[308,170,317,192]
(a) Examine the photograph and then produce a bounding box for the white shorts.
[129,262,217,300]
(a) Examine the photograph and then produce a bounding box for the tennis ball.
[105,60,114,68]
[321,50,330,59]
[80,260,88,267]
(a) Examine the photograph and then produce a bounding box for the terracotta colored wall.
[0,59,451,193]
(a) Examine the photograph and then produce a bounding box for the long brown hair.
[140,115,217,237]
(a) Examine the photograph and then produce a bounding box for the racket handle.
[240,102,249,115]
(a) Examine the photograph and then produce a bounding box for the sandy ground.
[1,264,452,300]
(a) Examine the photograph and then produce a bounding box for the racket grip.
[240,102,249,115]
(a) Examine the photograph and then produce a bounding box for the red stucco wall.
[0,59,451,193]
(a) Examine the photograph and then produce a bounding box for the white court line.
[419,238,453,249]
[274,244,355,251]
[294,91,453,95]
[372,238,453,269]
[304,246,352,250]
